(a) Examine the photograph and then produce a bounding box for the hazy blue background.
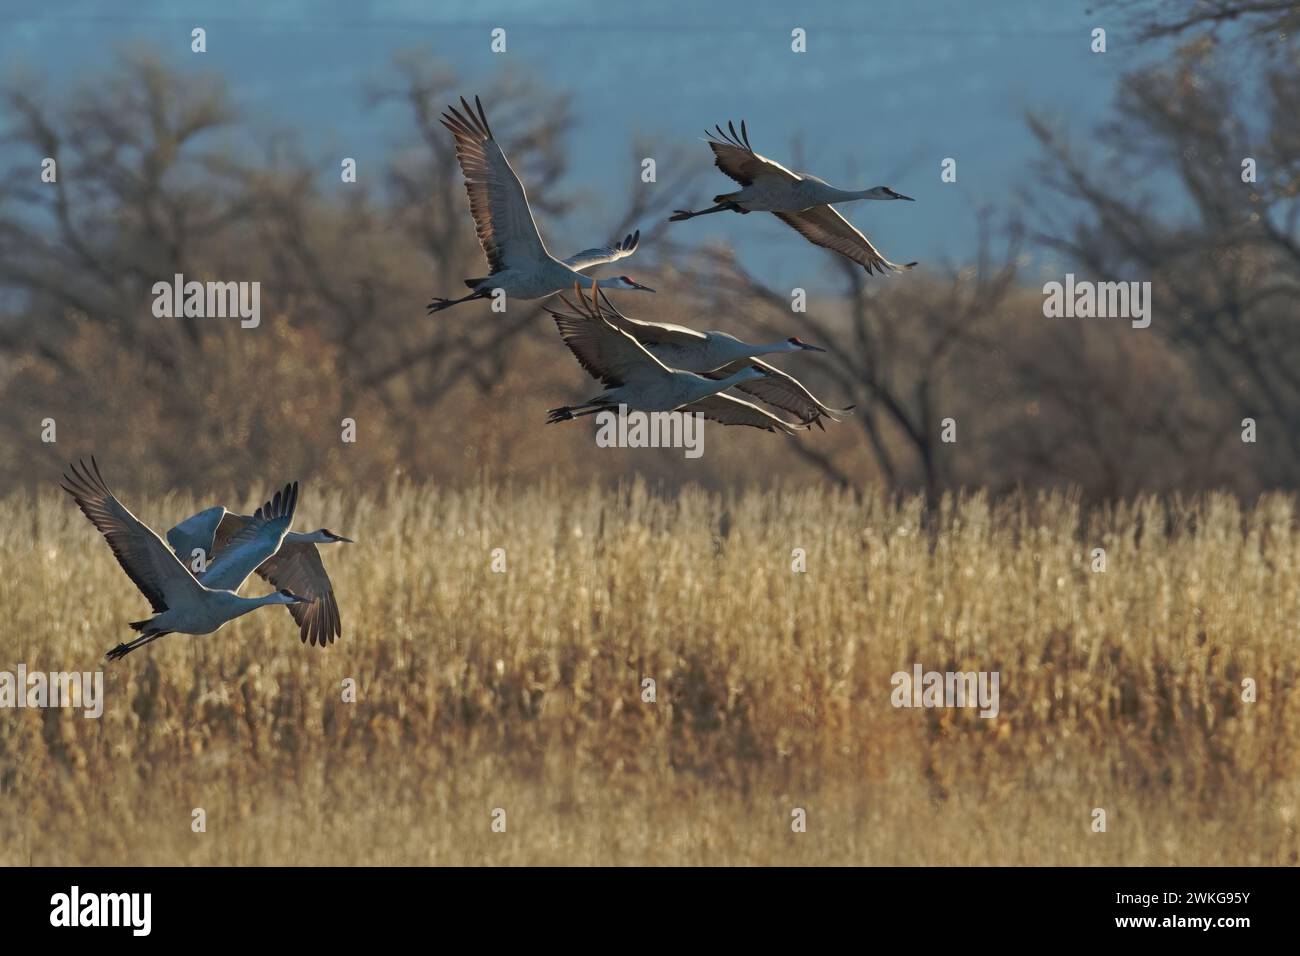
[0,0,1162,285]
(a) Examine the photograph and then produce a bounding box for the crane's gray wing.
[772,205,916,276]
[441,95,549,271]
[587,288,708,347]
[706,120,801,187]
[548,291,705,348]
[682,393,808,435]
[201,483,299,592]
[562,230,639,272]
[61,457,204,612]
[166,505,227,566]
[546,286,674,388]
[702,358,854,426]
[253,544,341,647]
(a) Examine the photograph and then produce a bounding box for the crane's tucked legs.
[106,630,172,662]
[546,403,610,423]
[669,201,744,222]
[427,288,490,314]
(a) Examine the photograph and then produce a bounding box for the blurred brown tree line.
[0,8,1294,503]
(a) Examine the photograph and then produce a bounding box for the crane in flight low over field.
[669,120,918,276]
[428,96,655,314]
[62,460,309,661]
[567,288,854,429]
[167,500,353,648]
[545,284,810,435]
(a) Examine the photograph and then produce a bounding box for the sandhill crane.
[167,501,353,647]
[546,285,809,435]
[587,286,825,368]
[61,459,308,661]
[564,289,854,428]
[669,121,917,275]
[428,96,655,314]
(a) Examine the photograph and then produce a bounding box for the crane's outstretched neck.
[717,366,766,389]
[829,187,879,202]
[238,590,303,612]
[287,529,353,544]
[821,185,904,202]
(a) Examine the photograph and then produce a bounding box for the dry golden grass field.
[1,480,1297,865]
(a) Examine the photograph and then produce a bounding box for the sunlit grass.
[1,481,1296,864]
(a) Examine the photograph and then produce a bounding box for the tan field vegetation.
[1,481,1296,865]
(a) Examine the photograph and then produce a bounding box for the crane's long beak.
[894,192,915,201]
[799,342,827,352]
[631,280,656,292]
[336,534,355,543]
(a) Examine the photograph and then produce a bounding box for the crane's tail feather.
[818,404,857,425]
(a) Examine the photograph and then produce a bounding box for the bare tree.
[0,50,707,491]
[675,213,1021,507]
[1029,34,1300,492]
[1102,0,1300,41]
